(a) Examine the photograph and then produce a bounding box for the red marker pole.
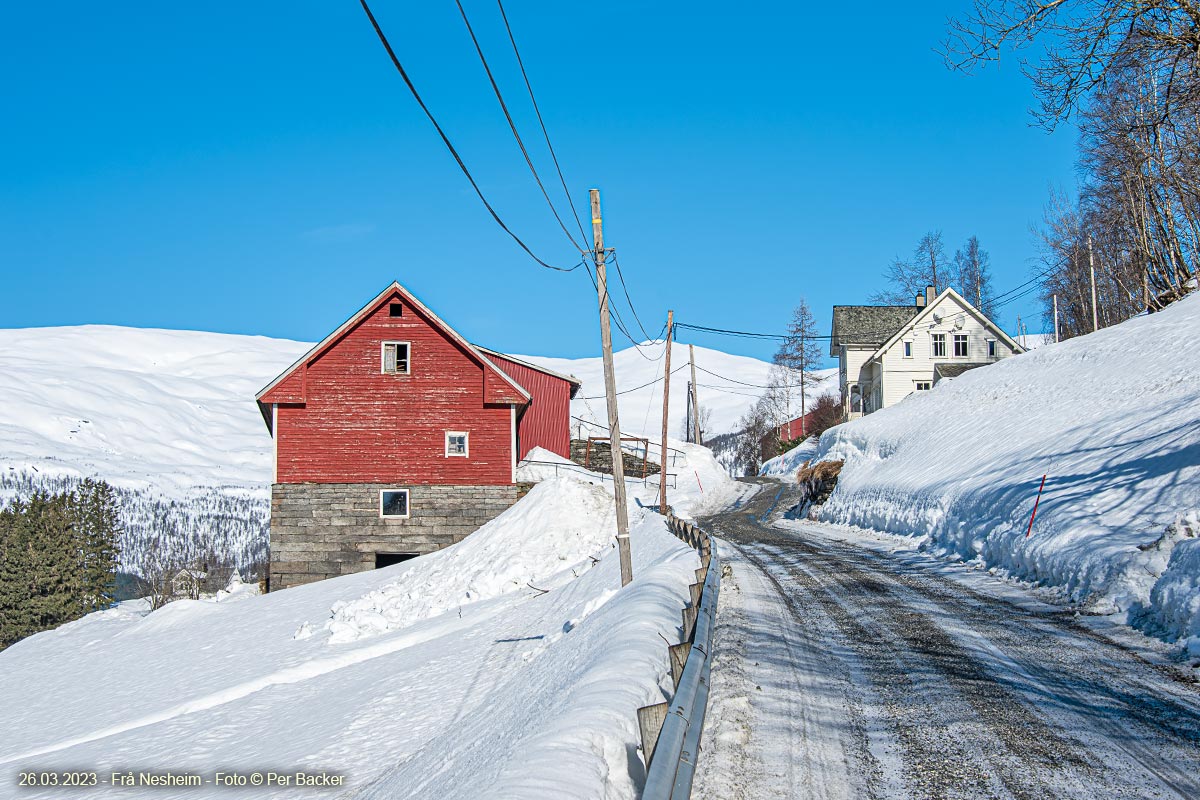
[1025,474,1047,538]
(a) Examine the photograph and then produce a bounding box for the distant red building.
[760,411,818,462]
[256,281,579,589]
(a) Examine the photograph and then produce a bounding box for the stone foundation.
[269,482,521,590]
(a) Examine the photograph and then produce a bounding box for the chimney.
[925,285,936,306]
[915,292,926,308]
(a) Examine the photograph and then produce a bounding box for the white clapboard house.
[830,286,1025,419]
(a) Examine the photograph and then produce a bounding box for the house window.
[954,334,969,357]
[389,302,404,317]
[931,333,946,357]
[445,431,469,457]
[987,339,996,357]
[915,381,932,391]
[379,489,410,518]
[903,341,913,358]
[381,342,410,375]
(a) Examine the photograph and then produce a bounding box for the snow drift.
[808,294,1200,644]
[0,477,702,799]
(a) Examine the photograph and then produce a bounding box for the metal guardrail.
[519,459,678,489]
[639,514,719,800]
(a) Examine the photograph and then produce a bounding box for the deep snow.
[0,456,735,799]
[803,293,1200,647]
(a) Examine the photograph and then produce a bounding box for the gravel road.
[693,481,1200,800]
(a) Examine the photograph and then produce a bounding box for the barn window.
[389,302,404,317]
[375,552,417,569]
[953,334,969,357]
[931,333,946,357]
[380,489,410,518]
[381,342,410,375]
[445,431,469,457]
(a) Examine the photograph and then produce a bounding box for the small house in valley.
[255,282,580,590]
[830,286,1024,420]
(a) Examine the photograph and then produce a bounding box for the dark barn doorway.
[375,552,419,569]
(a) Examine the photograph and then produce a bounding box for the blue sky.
[0,1,1076,362]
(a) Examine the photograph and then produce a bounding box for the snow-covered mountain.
[0,324,828,570]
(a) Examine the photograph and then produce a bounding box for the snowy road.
[694,481,1200,800]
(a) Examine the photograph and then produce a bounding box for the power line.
[581,261,664,359]
[453,0,587,253]
[357,0,580,272]
[608,252,657,342]
[495,0,590,247]
[578,363,688,400]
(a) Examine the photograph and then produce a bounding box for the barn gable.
[257,281,529,430]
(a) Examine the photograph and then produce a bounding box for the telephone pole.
[658,311,674,514]
[1088,235,1099,332]
[1052,294,1060,343]
[590,189,632,587]
[689,344,701,446]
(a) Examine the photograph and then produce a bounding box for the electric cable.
[453,0,587,253]
[357,0,580,272]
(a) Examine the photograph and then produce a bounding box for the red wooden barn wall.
[264,292,517,485]
[487,354,573,460]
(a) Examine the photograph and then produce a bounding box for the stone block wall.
[269,482,521,590]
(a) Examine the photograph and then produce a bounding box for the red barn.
[256,281,580,589]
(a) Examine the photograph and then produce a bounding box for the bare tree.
[872,231,946,304]
[946,0,1200,129]
[952,236,998,317]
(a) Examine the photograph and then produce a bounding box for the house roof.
[867,287,1026,364]
[255,281,532,431]
[829,305,920,356]
[933,362,991,381]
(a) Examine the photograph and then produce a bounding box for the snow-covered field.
[801,293,1200,649]
[0,452,735,799]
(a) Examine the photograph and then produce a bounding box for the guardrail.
[638,514,719,800]
[519,459,677,489]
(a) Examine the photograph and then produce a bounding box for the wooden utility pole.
[590,189,632,587]
[1088,235,1099,332]
[658,310,674,514]
[1053,294,1060,343]
[688,345,701,446]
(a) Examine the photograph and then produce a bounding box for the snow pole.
[1025,474,1048,538]
[694,470,704,493]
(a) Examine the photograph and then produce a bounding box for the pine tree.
[774,298,824,437]
[67,479,121,613]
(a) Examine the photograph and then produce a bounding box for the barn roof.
[829,305,920,356]
[473,346,582,398]
[255,281,533,430]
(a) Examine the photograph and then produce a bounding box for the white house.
[830,286,1024,419]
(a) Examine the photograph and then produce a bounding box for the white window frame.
[445,431,469,458]
[953,333,969,358]
[379,488,411,519]
[987,339,996,357]
[931,333,946,358]
[903,340,913,358]
[915,381,932,391]
[380,341,411,375]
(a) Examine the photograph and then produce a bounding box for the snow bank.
[759,437,820,479]
[811,293,1200,643]
[0,480,699,799]
[324,480,615,643]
